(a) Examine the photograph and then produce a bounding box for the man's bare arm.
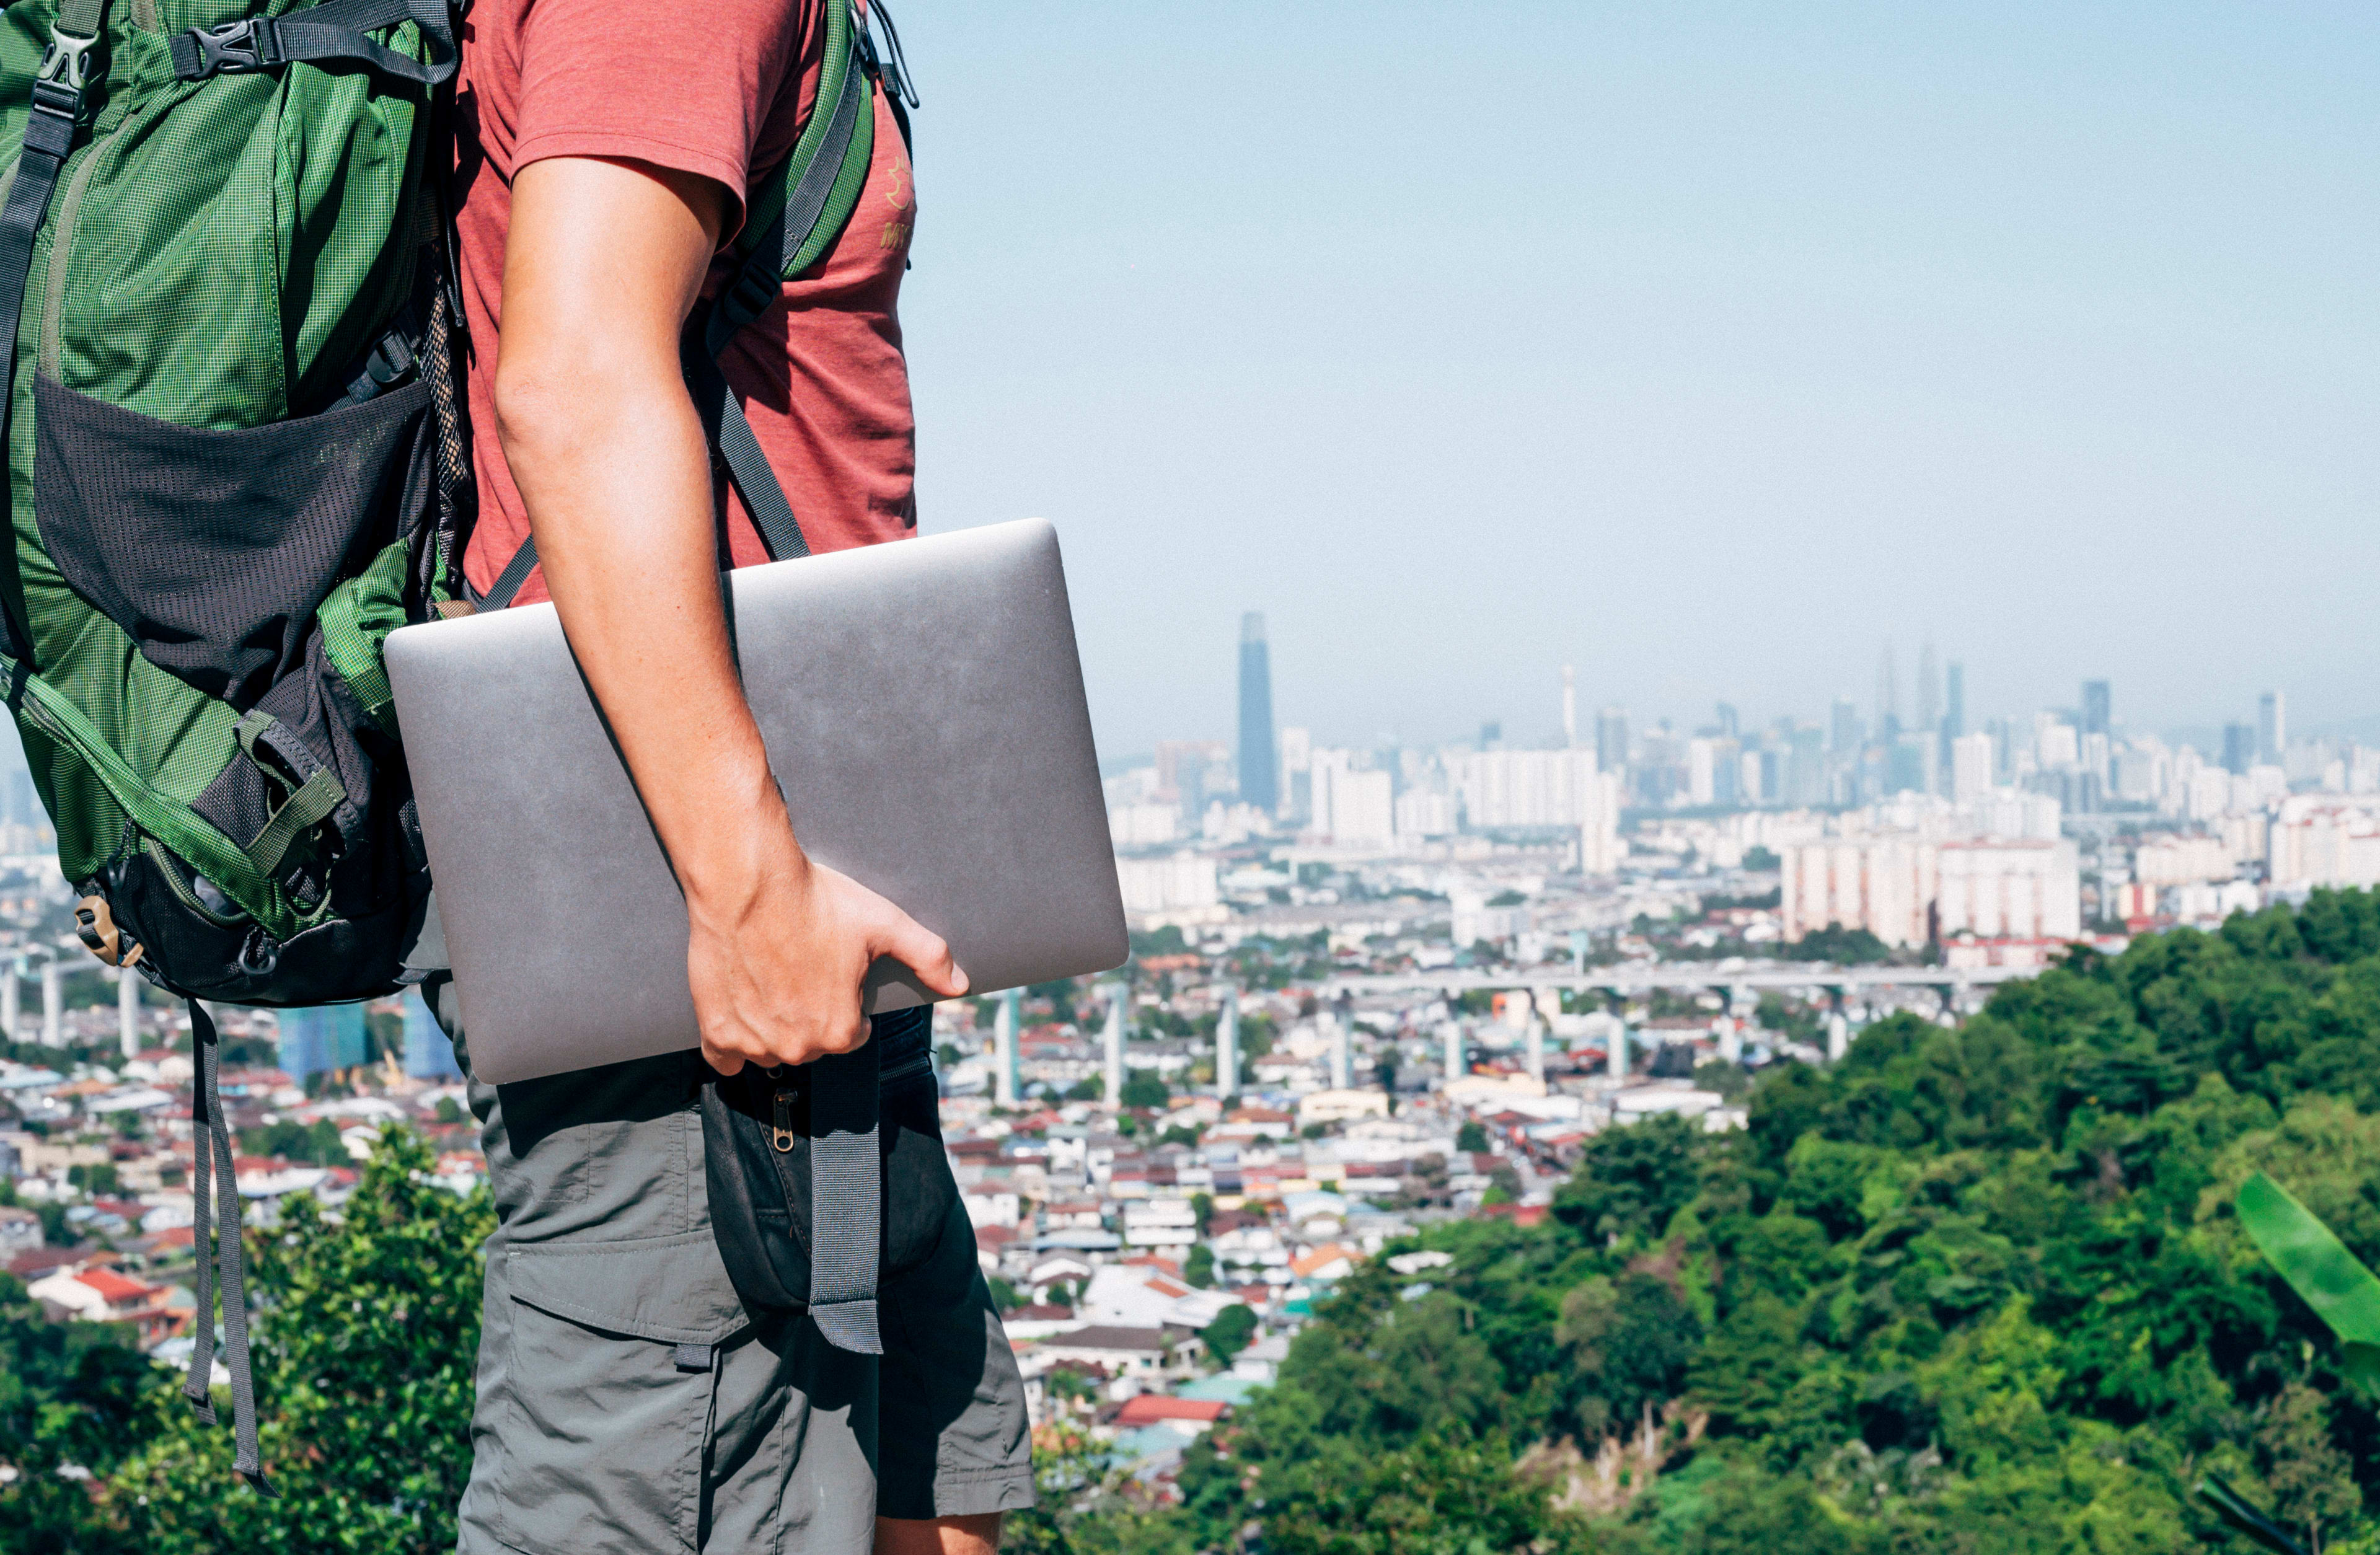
[491,155,965,1074]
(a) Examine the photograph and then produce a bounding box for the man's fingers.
[703,1041,746,1078]
[878,910,968,998]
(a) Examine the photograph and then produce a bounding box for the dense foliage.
[1042,892,2380,1554]
[0,1127,490,1553]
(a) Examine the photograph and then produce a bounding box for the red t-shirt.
[452,0,918,606]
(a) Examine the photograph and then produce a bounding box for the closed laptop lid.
[385,518,1126,1084]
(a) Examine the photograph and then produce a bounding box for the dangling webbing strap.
[182,1000,274,1494]
[805,1046,882,1352]
[474,0,883,608]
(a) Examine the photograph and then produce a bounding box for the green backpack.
[0,0,910,1491]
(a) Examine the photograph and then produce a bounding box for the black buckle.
[725,265,779,327]
[188,18,282,77]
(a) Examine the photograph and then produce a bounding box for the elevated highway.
[1321,961,2034,1002]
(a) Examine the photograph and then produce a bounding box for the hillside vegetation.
[1076,891,2380,1554]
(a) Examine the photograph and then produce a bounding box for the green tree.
[1261,1424,1597,1555]
[112,1125,493,1553]
[1202,1304,1256,1363]
[1552,1114,1702,1245]
[1456,1120,1490,1154]
[0,1273,151,1551]
[2256,1383,2360,1554]
[1184,1244,1215,1290]
[1120,1070,1168,1110]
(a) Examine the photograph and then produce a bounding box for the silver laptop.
[384,518,1127,1085]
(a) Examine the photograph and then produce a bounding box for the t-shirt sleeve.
[512,0,808,235]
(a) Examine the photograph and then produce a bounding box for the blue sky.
[895,2,2380,757]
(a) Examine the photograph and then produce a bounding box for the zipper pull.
[770,1089,798,1153]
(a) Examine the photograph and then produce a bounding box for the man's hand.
[493,154,962,1071]
[692,844,968,1075]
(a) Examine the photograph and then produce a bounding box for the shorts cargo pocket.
[495,1234,750,1555]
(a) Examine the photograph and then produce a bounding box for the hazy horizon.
[897,2,2379,759]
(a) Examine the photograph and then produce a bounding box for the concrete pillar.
[40,958,60,1047]
[1569,930,1589,974]
[1718,1016,1742,1065]
[1525,1018,1545,1085]
[1103,984,1127,1110]
[1214,985,1239,1100]
[1443,1020,1465,1086]
[118,967,139,1060]
[994,987,1020,1107]
[1827,1012,1849,1063]
[2,958,19,1046]
[1610,1019,1629,1080]
[1318,1010,1346,1091]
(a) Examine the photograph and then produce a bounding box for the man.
[438,1,1034,1549]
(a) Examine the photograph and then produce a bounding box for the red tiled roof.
[8,1246,113,1279]
[1115,1395,1228,1426]
[75,1267,157,1304]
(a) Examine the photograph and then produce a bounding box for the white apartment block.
[1936,840,2081,940]
[1449,749,1623,873]
[2133,834,2234,888]
[1114,853,1220,915]
[1952,732,1994,804]
[1782,834,2080,948]
[2269,798,2380,890]
[1780,835,1939,948]
[1311,754,1393,847]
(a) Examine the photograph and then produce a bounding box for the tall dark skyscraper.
[1830,697,1862,755]
[1236,612,1278,814]
[1876,643,1901,742]
[2081,680,2111,737]
[2223,721,2255,776]
[1596,707,1629,775]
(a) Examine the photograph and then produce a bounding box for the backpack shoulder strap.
[478,0,907,608]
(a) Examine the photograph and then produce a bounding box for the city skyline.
[1101,612,2351,770]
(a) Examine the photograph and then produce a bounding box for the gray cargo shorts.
[431,981,1034,1555]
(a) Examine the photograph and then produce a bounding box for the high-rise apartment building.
[2259,690,2286,765]
[1561,666,1577,748]
[2081,680,2111,738]
[1952,731,1994,804]
[1918,641,1941,732]
[1311,754,1393,847]
[1236,612,1278,814]
[1279,726,1313,822]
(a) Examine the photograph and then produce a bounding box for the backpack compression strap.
[183,1000,274,1494]
[0,0,107,663]
[169,0,457,87]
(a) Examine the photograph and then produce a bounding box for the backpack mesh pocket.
[31,372,434,710]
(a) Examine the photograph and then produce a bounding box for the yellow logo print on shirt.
[879,157,912,252]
